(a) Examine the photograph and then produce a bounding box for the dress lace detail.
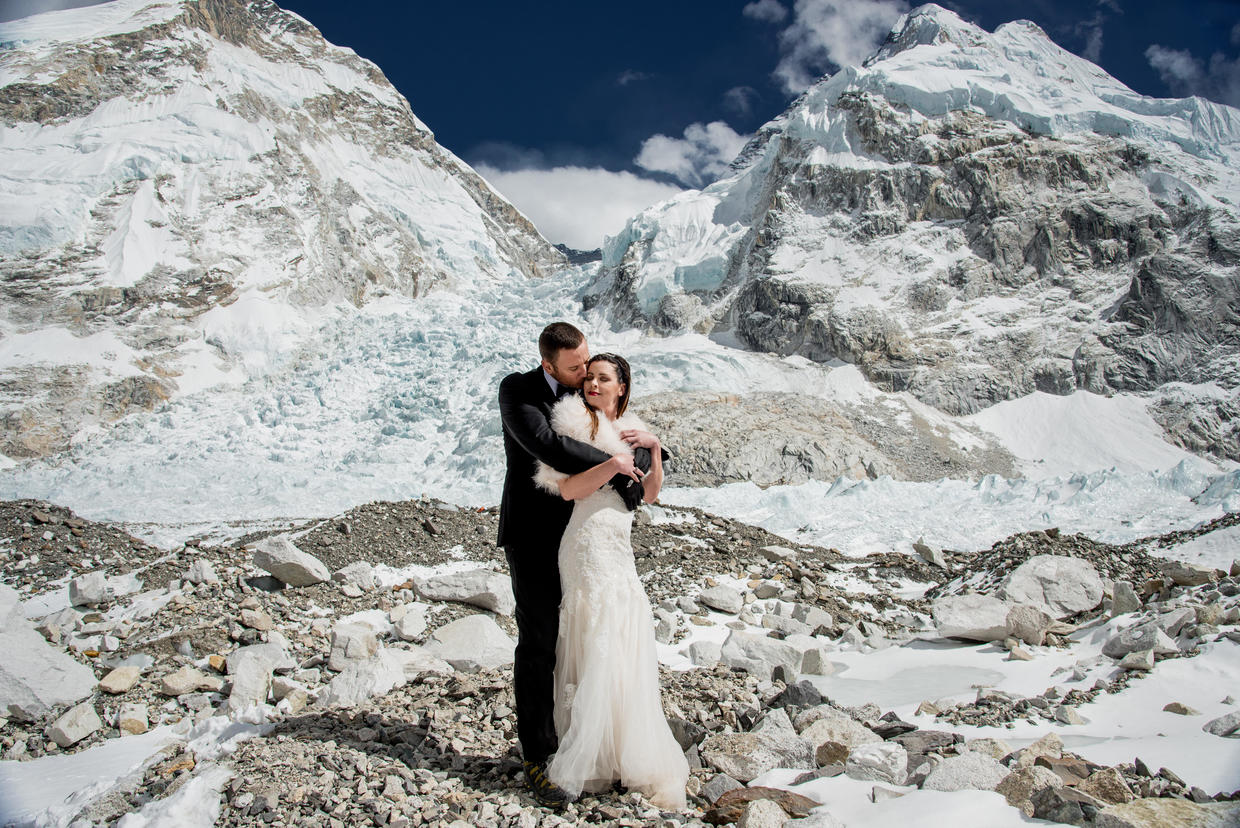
[536,399,689,811]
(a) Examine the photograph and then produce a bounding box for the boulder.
[705,787,820,824]
[225,644,290,710]
[98,666,142,695]
[239,608,273,631]
[1102,623,1179,659]
[226,641,295,676]
[117,702,148,735]
[700,731,815,782]
[845,742,908,785]
[737,799,789,828]
[932,593,1010,642]
[48,702,102,748]
[922,751,1010,792]
[1001,555,1103,618]
[1202,711,1240,738]
[1078,767,1135,805]
[329,623,380,672]
[702,773,743,804]
[0,585,97,720]
[996,766,1064,817]
[720,630,801,682]
[160,666,221,696]
[1163,702,1200,716]
[688,640,722,667]
[424,615,515,672]
[317,647,451,708]
[1160,562,1214,587]
[1094,797,1240,827]
[416,569,515,616]
[1119,650,1155,671]
[1006,603,1055,646]
[698,586,744,615]
[333,561,377,592]
[1111,581,1141,615]
[68,571,113,607]
[251,536,329,586]
[392,604,428,641]
[184,559,219,585]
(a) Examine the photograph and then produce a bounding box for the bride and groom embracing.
[497,322,689,811]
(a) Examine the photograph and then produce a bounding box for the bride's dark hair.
[584,353,630,439]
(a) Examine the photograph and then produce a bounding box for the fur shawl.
[533,395,649,495]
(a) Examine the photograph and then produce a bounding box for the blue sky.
[6,0,1239,248]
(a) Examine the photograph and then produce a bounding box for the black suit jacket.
[497,367,646,551]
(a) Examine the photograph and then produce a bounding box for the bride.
[532,353,689,811]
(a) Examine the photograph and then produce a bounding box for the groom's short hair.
[539,322,585,363]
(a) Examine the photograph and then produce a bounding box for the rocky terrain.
[2,496,1238,827]
[585,6,1240,461]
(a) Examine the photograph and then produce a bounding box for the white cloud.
[723,85,760,116]
[1146,43,1240,107]
[476,165,682,250]
[617,69,653,86]
[772,0,909,94]
[743,0,788,23]
[634,121,751,187]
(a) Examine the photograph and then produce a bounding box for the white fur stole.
[533,395,649,495]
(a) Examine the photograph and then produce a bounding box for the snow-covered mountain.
[0,0,563,461]
[587,4,1240,461]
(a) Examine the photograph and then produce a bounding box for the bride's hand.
[619,428,659,450]
[611,453,643,481]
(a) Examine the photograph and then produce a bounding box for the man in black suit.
[498,321,644,808]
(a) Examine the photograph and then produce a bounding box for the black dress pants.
[504,544,562,765]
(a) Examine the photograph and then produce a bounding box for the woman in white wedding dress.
[532,353,689,811]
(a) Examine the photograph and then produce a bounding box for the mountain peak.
[867,4,988,65]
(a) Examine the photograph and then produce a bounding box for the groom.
[497,321,644,808]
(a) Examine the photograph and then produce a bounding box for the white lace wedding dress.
[534,396,689,811]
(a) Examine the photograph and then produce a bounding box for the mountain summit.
[0,0,564,460]
[587,4,1240,461]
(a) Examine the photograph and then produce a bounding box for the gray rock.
[753,581,782,599]
[800,711,882,751]
[761,613,812,636]
[227,641,295,675]
[1111,581,1141,616]
[923,751,1010,792]
[914,537,949,569]
[317,647,451,708]
[1093,798,1240,827]
[416,568,515,616]
[761,545,796,562]
[1118,650,1155,671]
[392,604,428,641]
[68,571,113,607]
[1006,603,1054,646]
[845,742,908,785]
[424,614,515,672]
[1001,555,1104,618]
[1161,562,1214,587]
[688,640,722,667]
[737,799,789,828]
[702,773,743,804]
[1102,623,1179,659]
[333,561,377,592]
[1202,711,1240,738]
[184,559,219,585]
[996,766,1064,817]
[932,593,1010,642]
[252,536,330,587]
[720,630,801,682]
[329,623,380,672]
[225,644,292,710]
[699,731,815,782]
[698,586,745,615]
[48,701,102,748]
[0,584,97,720]
[791,603,833,631]
[160,666,221,697]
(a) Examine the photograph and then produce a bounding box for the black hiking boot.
[522,760,572,809]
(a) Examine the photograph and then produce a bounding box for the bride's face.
[583,362,624,415]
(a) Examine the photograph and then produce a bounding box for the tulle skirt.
[546,490,688,811]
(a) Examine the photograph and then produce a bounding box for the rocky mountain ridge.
[585,4,1240,461]
[0,0,565,461]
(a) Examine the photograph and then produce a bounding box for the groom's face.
[544,342,590,389]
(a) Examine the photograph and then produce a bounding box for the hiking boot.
[522,760,572,809]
